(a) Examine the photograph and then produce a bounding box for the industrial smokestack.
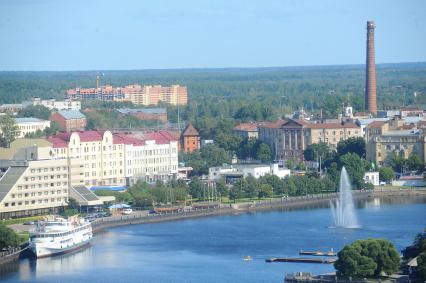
[365,21,377,114]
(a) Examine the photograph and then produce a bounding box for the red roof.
[181,123,199,136]
[144,131,177,144]
[49,130,176,148]
[366,121,386,129]
[233,122,258,132]
[306,122,359,129]
[258,119,287,129]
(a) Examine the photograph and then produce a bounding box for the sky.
[1,0,425,71]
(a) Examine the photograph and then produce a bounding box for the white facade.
[32,98,81,111]
[363,171,379,186]
[14,118,50,138]
[0,143,69,218]
[209,164,291,181]
[125,139,178,184]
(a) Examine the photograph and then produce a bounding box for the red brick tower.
[365,21,377,115]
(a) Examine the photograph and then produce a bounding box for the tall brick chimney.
[365,21,377,114]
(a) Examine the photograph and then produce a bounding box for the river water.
[2,196,426,283]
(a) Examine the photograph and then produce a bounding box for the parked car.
[23,221,35,225]
[122,208,133,215]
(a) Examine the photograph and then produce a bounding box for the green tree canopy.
[337,137,366,158]
[0,223,20,250]
[17,105,51,120]
[0,115,19,148]
[379,167,395,182]
[334,239,400,279]
[338,153,367,189]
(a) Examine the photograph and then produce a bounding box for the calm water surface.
[2,196,426,283]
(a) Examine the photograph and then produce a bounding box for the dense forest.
[1,63,425,139]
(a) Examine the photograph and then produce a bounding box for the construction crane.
[96,72,104,89]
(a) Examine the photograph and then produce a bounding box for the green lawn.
[1,216,43,226]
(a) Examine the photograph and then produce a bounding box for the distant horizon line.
[1,61,425,73]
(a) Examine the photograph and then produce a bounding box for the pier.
[266,257,336,264]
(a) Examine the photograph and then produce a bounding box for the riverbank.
[91,188,426,234]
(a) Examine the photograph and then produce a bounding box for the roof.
[70,185,103,206]
[56,110,86,120]
[257,119,287,129]
[116,108,166,115]
[305,122,359,129]
[0,139,52,160]
[401,106,422,111]
[233,122,258,132]
[181,123,199,136]
[366,120,387,129]
[381,130,420,137]
[14,117,45,123]
[144,131,177,144]
[49,130,176,148]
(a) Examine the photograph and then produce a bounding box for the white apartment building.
[49,130,179,187]
[14,117,51,138]
[30,98,81,111]
[0,139,69,219]
[121,131,179,184]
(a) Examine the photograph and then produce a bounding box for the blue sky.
[1,0,425,71]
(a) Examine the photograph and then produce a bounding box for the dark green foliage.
[338,153,367,189]
[391,153,425,174]
[63,209,79,217]
[0,223,20,250]
[17,105,51,120]
[180,144,231,176]
[0,115,19,147]
[336,137,366,158]
[379,167,395,182]
[25,121,61,138]
[228,173,335,199]
[417,252,426,280]
[85,109,158,130]
[304,142,331,162]
[335,239,400,278]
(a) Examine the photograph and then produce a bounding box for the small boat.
[29,217,92,258]
[243,255,253,261]
[299,249,336,257]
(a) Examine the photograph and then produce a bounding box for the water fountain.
[330,167,359,228]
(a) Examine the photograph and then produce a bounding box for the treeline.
[1,63,425,124]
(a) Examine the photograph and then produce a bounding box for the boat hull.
[31,238,91,258]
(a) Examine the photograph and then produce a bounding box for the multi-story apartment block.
[50,110,87,132]
[259,119,362,162]
[30,98,81,111]
[49,130,178,187]
[66,84,188,106]
[14,117,51,138]
[368,130,425,167]
[0,139,69,219]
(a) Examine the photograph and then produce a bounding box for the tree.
[379,167,394,182]
[0,115,19,148]
[258,184,273,198]
[0,223,20,250]
[407,154,424,173]
[255,142,272,163]
[304,142,331,162]
[189,177,205,199]
[334,239,400,278]
[18,105,51,120]
[338,153,366,189]
[337,137,366,158]
[417,252,426,280]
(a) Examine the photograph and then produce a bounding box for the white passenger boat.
[29,217,92,258]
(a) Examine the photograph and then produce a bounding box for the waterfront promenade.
[90,188,426,234]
